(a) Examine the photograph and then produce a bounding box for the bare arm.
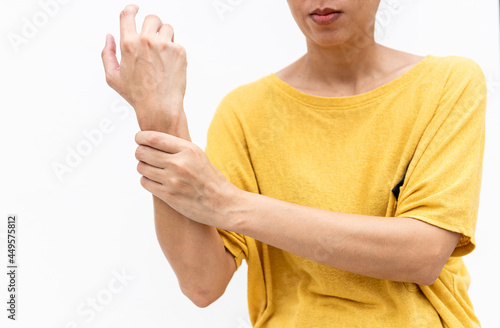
[227,190,461,286]
[101,4,236,307]
[152,189,236,308]
[145,114,237,308]
[134,131,462,291]
[145,113,236,308]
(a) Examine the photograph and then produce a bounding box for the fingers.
[135,145,169,168]
[158,24,174,42]
[101,34,120,88]
[120,4,139,44]
[135,131,187,154]
[119,5,175,48]
[137,161,164,182]
[140,175,164,196]
[141,14,163,35]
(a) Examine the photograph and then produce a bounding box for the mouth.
[311,8,341,15]
[310,8,342,25]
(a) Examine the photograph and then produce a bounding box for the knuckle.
[140,175,147,187]
[135,146,144,159]
[145,14,161,23]
[163,23,174,31]
[139,34,154,46]
[171,44,185,56]
[169,176,181,188]
[158,40,170,51]
[140,176,154,190]
[176,162,189,175]
[172,46,187,63]
[121,38,135,52]
[136,161,144,173]
[170,157,182,169]
[171,157,188,173]
[185,143,198,155]
[147,133,161,146]
[164,188,175,198]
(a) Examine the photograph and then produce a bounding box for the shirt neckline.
[266,54,434,109]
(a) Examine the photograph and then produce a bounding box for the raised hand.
[101,4,188,133]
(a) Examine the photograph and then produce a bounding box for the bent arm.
[224,189,461,286]
[101,4,236,307]
[133,129,462,287]
[145,110,236,308]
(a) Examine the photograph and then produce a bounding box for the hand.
[134,131,240,228]
[101,4,188,132]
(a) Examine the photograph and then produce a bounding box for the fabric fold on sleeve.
[394,58,487,257]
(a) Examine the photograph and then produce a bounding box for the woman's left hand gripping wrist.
[134,130,242,229]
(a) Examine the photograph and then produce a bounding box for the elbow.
[410,249,449,286]
[413,268,441,286]
[189,295,215,309]
[181,286,222,308]
[402,225,460,286]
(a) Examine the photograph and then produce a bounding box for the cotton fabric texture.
[204,55,486,328]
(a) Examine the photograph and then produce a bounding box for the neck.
[299,39,384,87]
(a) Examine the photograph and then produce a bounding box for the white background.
[1,0,499,327]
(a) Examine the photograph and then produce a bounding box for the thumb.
[101,34,120,88]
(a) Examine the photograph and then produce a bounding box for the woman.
[101,1,486,327]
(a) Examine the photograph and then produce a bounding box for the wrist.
[137,110,180,129]
[217,184,250,233]
[136,105,189,138]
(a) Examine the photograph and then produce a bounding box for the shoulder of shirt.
[427,55,486,83]
[214,75,275,118]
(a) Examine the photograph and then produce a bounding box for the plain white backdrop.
[1,0,499,327]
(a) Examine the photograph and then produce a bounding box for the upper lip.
[310,8,341,15]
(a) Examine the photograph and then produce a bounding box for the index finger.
[120,4,139,42]
[135,131,186,154]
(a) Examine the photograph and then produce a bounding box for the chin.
[307,30,351,48]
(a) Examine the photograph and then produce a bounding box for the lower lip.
[310,12,342,25]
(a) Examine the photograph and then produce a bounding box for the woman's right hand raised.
[101,4,188,133]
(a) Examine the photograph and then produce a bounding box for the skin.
[280,0,426,97]
[102,2,462,308]
[102,5,236,307]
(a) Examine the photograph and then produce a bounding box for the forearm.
[153,196,235,306]
[135,102,191,140]
[142,106,234,306]
[225,189,460,285]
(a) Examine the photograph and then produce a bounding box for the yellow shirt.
[204,55,486,328]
